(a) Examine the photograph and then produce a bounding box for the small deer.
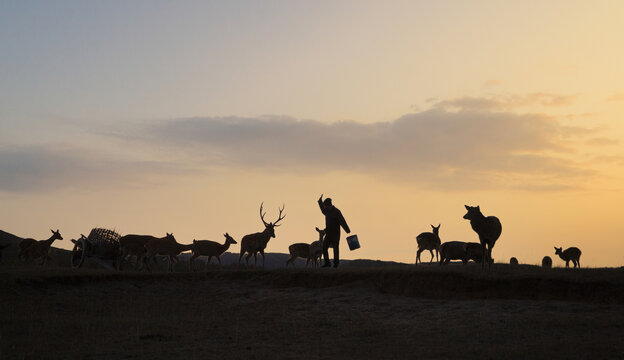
[286,227,326,268]
[509,257,519,265]
[239,202,286,267]
[189,233,237,270]
[554,246,581,268]
[145,233,194,272]
[22,229,63,265]
[463,205,502,269]
[416,224,441,264]
[118,234,156,271]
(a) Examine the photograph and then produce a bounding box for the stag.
[239,202,285,267]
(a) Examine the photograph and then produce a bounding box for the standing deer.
[22,229,63,265]
[554,246,581,268]
[145,233,194,272]
[189,233,237,270]
[286,227,326,268]
[463,205,501,269]
[416,224,441,264]
[239,202,285,267]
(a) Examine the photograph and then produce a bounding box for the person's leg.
[322,236,331,267]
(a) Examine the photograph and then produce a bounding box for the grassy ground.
[1,262,623,360]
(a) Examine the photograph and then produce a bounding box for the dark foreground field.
[1,263,624,360]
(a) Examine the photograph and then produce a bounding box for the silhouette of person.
[318,194,350,268]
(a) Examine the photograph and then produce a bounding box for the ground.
[1,263,623,360]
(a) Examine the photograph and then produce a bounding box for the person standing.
[318,194,350,268]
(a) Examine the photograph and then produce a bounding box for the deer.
[463,205,502,270]
[439,241,468,265]
[239,202,285,267]
[189,233,237,270]
[117,234,156,271]
[286,227,326,268]
[554,246,582,268]
[415,224,441,264]
[21,229,63,265]
[144,233,194,272]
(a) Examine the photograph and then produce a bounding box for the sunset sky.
[1,1,623,267]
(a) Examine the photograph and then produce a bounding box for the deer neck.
[220,241,232,253]
[43,235,58,246]
[178,242,194,252]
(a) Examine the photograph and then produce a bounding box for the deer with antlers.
[238,202,285,267]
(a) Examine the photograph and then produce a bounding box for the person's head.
[323,198,333,207]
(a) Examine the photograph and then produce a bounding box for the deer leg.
[238,251,245,265]
[416,248,423,264]
[216,256,222,265]
[260,250,265,268]
[566,260,570,268]
[245,252,252,265]
[429,249,434,263]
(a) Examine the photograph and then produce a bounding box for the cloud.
[585,137,619,147]
[0,145,189,192]
[434,93,576,111]
[117,108,595,190]
[606,92,624,102]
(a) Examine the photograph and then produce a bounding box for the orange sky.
[1,1,623,266]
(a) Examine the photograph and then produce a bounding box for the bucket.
[346,234,360,251]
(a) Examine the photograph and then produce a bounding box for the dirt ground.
[1,266,623,360]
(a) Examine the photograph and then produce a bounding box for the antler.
[259,202,268,226]
[273,204,286,227]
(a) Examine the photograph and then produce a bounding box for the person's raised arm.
[318,194,327,214]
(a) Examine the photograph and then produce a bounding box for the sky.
[1,1,624,267]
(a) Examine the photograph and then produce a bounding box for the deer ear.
[476,206,480,210]
[464,205,470,210]
[315,227,319,231]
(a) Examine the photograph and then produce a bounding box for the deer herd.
[2,203,583,271]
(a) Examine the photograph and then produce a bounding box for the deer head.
[50,229,63,241]
[463,205,481,220]
[224,232,237,245]
[430,224,440,235]
[315,227,326,241]
[260,202,286,238]
[554,246,563,255]
[165,233,176,242]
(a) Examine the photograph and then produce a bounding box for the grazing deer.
[118,234,156,271]
[465,242,485,263]
[463,205,502,269]
[416,224,441,264]
[542,256,553,268]
[145,233,193,272]
[554,246,581,268]
[22,229,63,265]
[286,227,326,268]
[439,241,468,265]
[189,233,237,270]
[239,203,286,267]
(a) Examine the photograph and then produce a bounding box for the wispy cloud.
[2,96,612,193]
[0,145,190,192]
[606,92,624,102]
[434,93,576,111]
[114,107,595,190]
